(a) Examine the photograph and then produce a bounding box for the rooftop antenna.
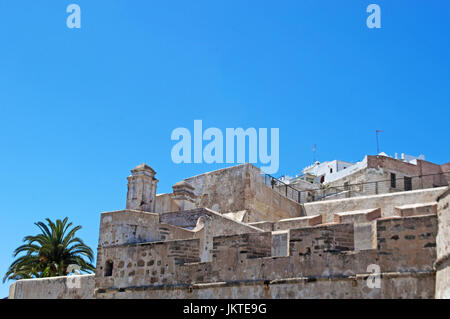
[376,130,384,154]
[312,144,317,163]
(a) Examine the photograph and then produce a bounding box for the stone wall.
[323,156,448,198]
[98,210,161,247]
[245,164,303,222]
[9,274,94,299]
[435,188,450,299]
[9,161,448,299]
[441,163,450,185]
[155,193,180,213]
[159,208,263,262]
[366,155,447,189]
[376,215,437,272]
[93,214,438,299]
[303,187,447,223]
[94,272,435,299]
[274,215,322,231]
[10,213,440,299]
[159,208,258,234]
[212,232,272,261]
[272,231,289,257]
[289,223,354,256]
[182,164,303,222]
[417,160,447,189]
[183,164,249,213]
[367,156,419,175]
[95,239,201,291]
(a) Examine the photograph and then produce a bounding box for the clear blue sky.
[0,1,449,297]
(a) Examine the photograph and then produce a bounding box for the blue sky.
[0,1,449,297]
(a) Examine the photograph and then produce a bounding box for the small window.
[330,168,333,173]
[404,177,412,191]
[391,173,396,188]
[104,260,113,277]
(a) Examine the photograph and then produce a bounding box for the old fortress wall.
[8,161,450,299]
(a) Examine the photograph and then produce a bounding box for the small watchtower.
[126,164,158,212]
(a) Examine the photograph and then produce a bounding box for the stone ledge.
[275,214,322,230]
[334,208,381,224]
[304,186,448,207]
[394,202,437,217]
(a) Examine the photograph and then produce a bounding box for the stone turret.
[126,164,158,212]
[171,180,197,211]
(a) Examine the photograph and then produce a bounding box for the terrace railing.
[263,172,449,204]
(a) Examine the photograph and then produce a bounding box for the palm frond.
[3,217,96,283]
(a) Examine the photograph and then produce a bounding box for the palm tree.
[3,217,95,282]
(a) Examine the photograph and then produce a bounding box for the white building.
[288,152,426,186]
[300,160,355,184]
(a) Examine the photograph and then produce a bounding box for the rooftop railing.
[263,171,450,204]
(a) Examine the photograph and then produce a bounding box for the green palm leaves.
[3,217,95,282]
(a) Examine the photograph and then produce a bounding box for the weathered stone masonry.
[8,163,450,299]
